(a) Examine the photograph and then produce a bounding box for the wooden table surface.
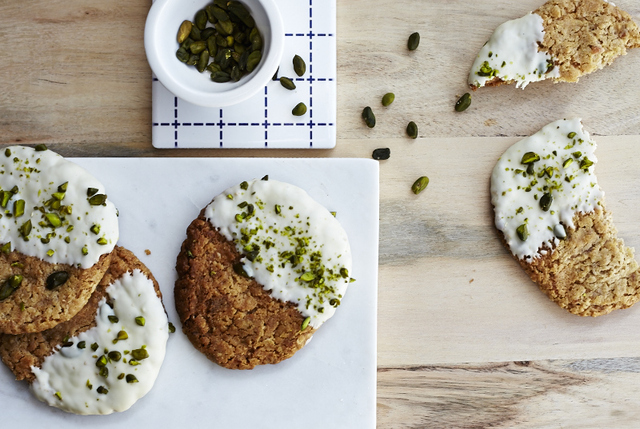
[2,0,640,427]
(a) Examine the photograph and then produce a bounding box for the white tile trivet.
[152,0,336,149]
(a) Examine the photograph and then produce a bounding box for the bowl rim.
[144,0,284,108]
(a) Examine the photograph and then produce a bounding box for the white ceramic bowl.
[145,0,284,107]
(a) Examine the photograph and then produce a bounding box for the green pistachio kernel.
[97,237,108,245]
[82,246,89,256]
[87,188,99,197]
[108,315,119,324]
[131,348,149,361]
[381,92,395,107]
[108,351,122,362]
[58,182,68,192]
[292,102,307,116]
[113,330,128,344]
[13,199,25,218]
[567,132,577,139]
[34,144,48,151]
[0,274,24,301]
[77,341,86,349]
[562,158,573,168]
[1,242,11,254]
[168,322,176,333]
[91,342,99,351]
[521,152,540,164]
[516,224,529,241]
[18,220,32,239]
[407,32,420,50]
[88,194,107,206]
[300,272,315,282]
[97,386,108,395]
[45,271,69,290]
[44,213,62,228]
[99,367,109,378]
[361,106,375,128]
[95,355,108,368]
[455,93,472,112]
[293,54,306,77]
[411,176,429,195]
[90,224,100,235]
[301,316,311,331]
[135,316,146,326]
[126,374,139,384]
[580,157,594,170]
[0,191,10,208]
[86,380,93,390]
[54,391,62,401]
[539,193,553,212]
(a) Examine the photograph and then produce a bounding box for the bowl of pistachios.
[145,0,284,107]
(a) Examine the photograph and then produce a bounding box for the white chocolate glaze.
[0,146,118,268]
[468,13,560,89]
[491,118,604,260]
[204,179,352,328]
[31,269,169,415]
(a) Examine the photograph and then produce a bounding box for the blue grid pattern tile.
[151,0,336,149]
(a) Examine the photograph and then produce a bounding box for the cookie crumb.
[145,249,151,255]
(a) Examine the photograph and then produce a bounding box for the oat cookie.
[175,178,352,369]
[0,146,119,334]
[0,246,169,414]
[490,118,640,316]
[468,0,640,89]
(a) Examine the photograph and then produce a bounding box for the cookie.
[0,246,169,415]
[175,178,353,369]
[0,145,119,334]
[468,0,640,89]
[490,118,640,316]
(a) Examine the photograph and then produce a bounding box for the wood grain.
[1,0,639,149]
[378,358,640,428]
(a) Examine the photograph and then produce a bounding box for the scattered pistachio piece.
[406,121,418,139]
[521,152,540,165]
[361,106,375,128]
[131,348,149,360]
[279,76,296,90]
[516,224,529,241]
[372,148,391,160]
[455,93,471,112]
[381,92,395,107]
[411,176,429,195]
[292,102,307,116]
[135,316,146,326]
[46,271,69,290]
[126,374,139,384]
[13,199,25,218]
[293,54,306,77]
[301,316,311,331]
[407,32,420,50]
